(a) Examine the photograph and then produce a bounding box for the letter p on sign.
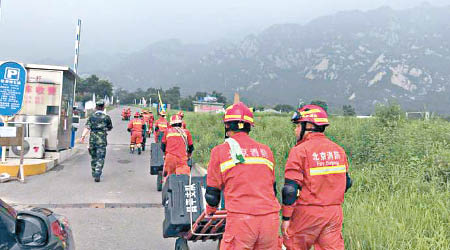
[5,67,20,81]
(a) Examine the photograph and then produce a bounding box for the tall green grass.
[184,112,450,249]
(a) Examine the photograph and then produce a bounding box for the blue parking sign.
[0,62,27,116]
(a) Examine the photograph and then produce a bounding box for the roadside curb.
[0,147,77,177]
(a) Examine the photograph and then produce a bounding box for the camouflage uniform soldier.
[81,100,113,182]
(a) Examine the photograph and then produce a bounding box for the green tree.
[374,102,405,127]
[274,104,295,113]
[180,97,194,111]
[343,105,356,116]
[194,92,208,101]
[76,75,113,103]
[255,105,265,111]
[211,90,227,104]
[163,87,181,108]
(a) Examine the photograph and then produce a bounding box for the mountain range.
[83,4,450,114]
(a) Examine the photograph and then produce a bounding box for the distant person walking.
[81,100,113,182]
[127,112,145,154]
[154,110,168,143]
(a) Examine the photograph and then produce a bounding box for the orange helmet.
[160,110,166,116]
[224,102,254,126]
[177,111,184,118]
[291,104,329,126]
[170,114,183,125]
[134,112,140,117]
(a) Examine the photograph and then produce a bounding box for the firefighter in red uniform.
[127,112,145,154]
[148,109,155,134]
[126,108,131,120]
[141,110,153,137]
[161,114,194,180]
[154,111,168,143]
[205,102,281,250]
[281,104,352,250]
[121,108,127,120]
[177,111,187,129]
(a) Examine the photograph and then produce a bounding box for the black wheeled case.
[162,175,206,238]
[150,143,164,175]
[150,142,194,176]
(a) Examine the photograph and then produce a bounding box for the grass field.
[180,110,450,250]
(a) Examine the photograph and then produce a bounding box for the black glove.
[345,173,353,192]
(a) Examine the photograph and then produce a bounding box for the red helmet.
[170,114,183,125]
[224,102,254,126]
[134,112,140,117]
[177,111,184,118]
[291,104,329,126]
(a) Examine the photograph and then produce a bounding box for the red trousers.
[163,154,190,178]
[220,212,281,250]
[130,132,143,145]
[283,205,344,250]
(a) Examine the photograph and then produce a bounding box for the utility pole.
[73,19,82,104]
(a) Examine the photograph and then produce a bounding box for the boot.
[94,172,101,182]
[138,147,142,155]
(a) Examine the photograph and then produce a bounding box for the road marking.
[11,203,163,208]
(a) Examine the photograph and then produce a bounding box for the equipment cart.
[162,175,226,250]
[150,142,193,191]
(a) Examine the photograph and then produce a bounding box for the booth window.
[46,106,59,115]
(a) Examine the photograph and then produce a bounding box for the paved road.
[1,107,218,250]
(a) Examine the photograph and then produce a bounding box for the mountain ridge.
[90,4,450,114]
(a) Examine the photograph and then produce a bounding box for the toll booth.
[1,62,77,151]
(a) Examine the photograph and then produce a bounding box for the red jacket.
[162,127,193,157]
[142,114,151,126]
[283,133,348,217]
[127,118,144,133]
[207,132,281,215]
[155,117,168,132]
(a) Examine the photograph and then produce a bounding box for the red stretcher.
[174,210,227,249]
[184,210,227,241]
[172,171,227,250]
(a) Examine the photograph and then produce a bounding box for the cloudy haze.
[0,0,449,64]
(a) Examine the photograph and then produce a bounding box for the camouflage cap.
[96,100,105,106]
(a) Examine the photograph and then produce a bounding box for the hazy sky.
[1,0,449,63]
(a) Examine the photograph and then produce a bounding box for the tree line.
[76,75,113,103]
[76,74,357,115]
[115,87,228,111]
